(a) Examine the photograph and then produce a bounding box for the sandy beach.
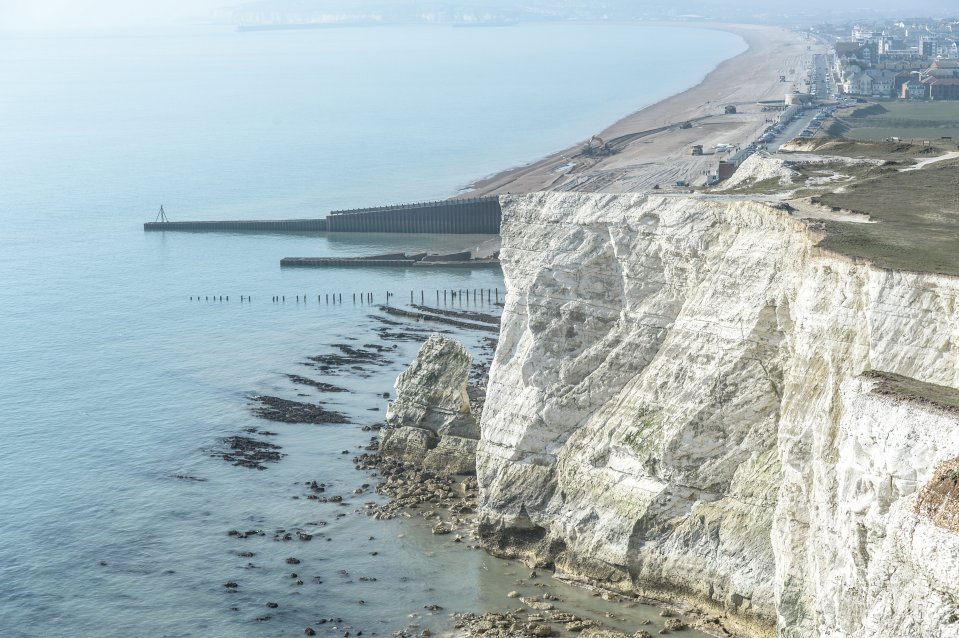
[462,23,822,195]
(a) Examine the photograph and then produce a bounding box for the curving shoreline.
[461,22,818,196]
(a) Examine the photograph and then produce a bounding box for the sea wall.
[476,191,959,637]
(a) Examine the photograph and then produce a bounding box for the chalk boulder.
[381,334,479,475]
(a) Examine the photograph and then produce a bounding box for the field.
[836,101,959,142]
[814,156,959,275]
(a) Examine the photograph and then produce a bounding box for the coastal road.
[768,111,816,151]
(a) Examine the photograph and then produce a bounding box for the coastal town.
[818,18,959,99]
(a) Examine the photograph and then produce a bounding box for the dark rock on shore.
[285,374,349,393]
[249,395,350,424]
[410,304,501,326]
[304,343,396,377]
[227,529,266,539]
[355,451,478,523]
[211,436,284,470]
[369,314,447,342]
[379,305,499,333]
[172,474,208,482]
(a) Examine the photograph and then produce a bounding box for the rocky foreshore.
[217,305,712,638]
[447,609,704,638]
[364,332,715,638]
[249,394,351,424]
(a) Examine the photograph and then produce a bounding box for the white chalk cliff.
[476,191,959,637]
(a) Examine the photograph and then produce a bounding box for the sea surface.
[0,23,745,637]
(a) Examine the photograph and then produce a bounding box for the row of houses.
[830,18,959,100]
[840,58,959,100]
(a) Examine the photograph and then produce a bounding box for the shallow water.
[0,22,741,637]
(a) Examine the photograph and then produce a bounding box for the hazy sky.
[1,0,955,31]
[0,0,229,29]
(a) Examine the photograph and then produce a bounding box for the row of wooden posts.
[189,289,501,305]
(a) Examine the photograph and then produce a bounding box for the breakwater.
[143,218,328,232]
[143,197,501,235]
[326,197,500,233]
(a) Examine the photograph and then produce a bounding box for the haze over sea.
[0,23,744,637]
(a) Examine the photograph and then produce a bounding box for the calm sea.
[0,23,744,637]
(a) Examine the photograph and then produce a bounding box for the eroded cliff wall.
[477,192,959,637]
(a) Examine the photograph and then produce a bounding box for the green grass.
[837,101,959,143]
[849,101,959,123]
[813,157,959,275]
[851,127,959,142]
[797,137,951,160]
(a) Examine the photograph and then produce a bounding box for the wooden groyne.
[144,219,327,232]
[188,287,503,307]
[326,197,500,233]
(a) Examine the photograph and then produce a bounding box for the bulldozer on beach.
[582,135,613,156]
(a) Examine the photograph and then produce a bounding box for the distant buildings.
[828,17,959,99]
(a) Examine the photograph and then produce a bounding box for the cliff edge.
[476,190,959,637]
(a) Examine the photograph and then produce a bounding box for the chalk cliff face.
[477,192,959,637]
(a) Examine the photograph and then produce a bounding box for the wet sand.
[461,23,823,195]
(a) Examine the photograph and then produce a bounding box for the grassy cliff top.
[718,137,959,277]
[812,153,959,276]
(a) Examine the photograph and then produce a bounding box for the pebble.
[662,618,687,632]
